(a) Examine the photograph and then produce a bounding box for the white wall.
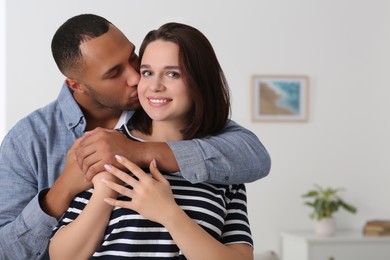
[6,0,390,257]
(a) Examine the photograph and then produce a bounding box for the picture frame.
[251,75,309,122]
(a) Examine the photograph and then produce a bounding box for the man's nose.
[125,65,141,87]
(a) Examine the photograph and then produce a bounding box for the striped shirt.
[54,174,252,259]
[53,126,253,259]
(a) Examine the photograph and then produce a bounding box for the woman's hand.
[102,155,254,260]
[102,155,179,224]
[92,171,121,198]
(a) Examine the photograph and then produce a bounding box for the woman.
[49,22,253,260]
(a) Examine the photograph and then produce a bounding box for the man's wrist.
[140,142,179,172]
[40,184,73,219]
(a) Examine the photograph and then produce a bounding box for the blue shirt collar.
[57,82,85,131]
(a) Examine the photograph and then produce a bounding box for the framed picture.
[251,75,309,122]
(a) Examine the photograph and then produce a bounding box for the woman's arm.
[103,155,254,260]
[49,172,117,260]
[162,207,253,260]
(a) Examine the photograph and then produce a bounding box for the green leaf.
[302,184,357,220]
[302,191,319,197]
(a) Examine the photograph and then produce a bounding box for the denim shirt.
[0,83,271,259]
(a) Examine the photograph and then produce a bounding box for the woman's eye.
[141,71,152,77]
[168,71,179,78]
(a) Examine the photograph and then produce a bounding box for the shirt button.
[224,176,229,181]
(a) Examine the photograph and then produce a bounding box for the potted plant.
[302,184,357,236]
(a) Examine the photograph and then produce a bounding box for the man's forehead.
[80,29,134,62]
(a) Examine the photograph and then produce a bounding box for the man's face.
[75,25,141,111]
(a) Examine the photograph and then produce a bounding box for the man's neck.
[82,108,123,131]
[74,92,123,131]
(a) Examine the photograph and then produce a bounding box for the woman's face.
[138,40,192,127]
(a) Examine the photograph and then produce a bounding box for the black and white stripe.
[54,170,253,259]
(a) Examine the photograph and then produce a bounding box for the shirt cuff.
[167,140,209,183]
[21,188,59,236]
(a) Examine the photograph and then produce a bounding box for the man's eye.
[108,70,120,79]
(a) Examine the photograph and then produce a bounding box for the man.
[0,14,270,259]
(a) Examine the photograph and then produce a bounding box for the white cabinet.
[281,230,390,260]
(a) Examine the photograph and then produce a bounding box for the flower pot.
[315,217,336,236]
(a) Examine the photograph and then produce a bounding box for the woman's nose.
[148,77,165,92]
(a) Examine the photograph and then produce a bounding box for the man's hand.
[41,139,92,218]
[75,128,138,181]
[60,138,93,195]
[76,127,179,181]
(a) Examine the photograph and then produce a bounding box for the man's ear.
[65,78,84,93]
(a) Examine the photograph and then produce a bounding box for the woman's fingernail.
[115,155,123,161]
[152,158,157,168]
[104,164,112,170]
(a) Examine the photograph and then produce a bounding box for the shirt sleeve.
[167,120,271,184]
[0,130,58,259]
[221,184,253,246]
[0,131,57,259]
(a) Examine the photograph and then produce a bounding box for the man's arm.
[77,120,270,184]
[0,131,91,259]
[0,132,55,259]
[167,120,271,184]
[41,140,92,219]
[75,127,179,181]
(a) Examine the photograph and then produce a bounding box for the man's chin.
[125,102,141,111]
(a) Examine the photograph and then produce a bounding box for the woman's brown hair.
[131,22,231,140]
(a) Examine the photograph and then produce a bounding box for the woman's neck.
[131,121,184,142]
